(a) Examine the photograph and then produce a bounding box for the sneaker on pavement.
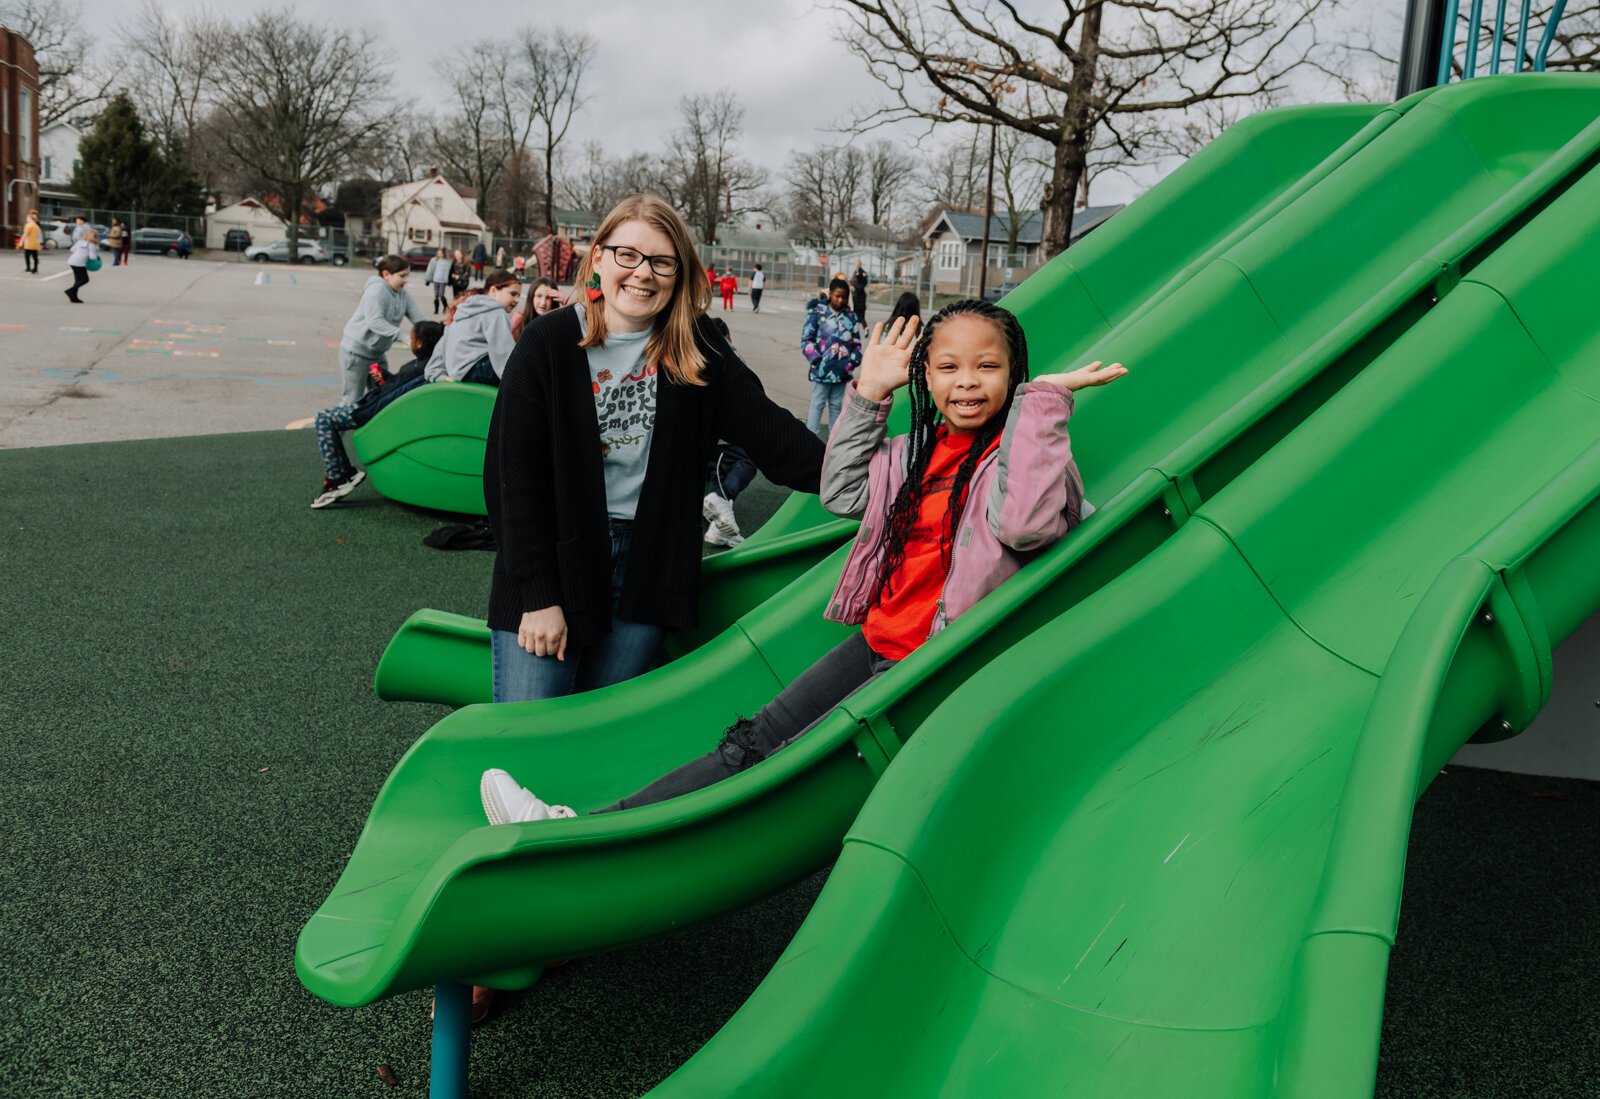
[480,768,576,825]
[309,470,367,509]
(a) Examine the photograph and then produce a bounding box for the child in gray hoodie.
[338,255,426,404]
[425,268,521,385]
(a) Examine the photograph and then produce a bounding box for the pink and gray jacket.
[820,381,1090,640]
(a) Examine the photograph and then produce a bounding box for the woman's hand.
[518,606,568,660]
[854,315,921,401]
[1033,360,1128,392]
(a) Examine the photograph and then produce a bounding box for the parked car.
[982,281,1020,302]
[244,238,346,265]
[223,228,253,252]
[399,246,436,269]
[41,220,76,250]
[131,228,194,256]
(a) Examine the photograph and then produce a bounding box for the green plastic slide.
[371,99,1396,707]
[649,97,1600,1099]
[298,75,1600,1054]
[350,381,498,516]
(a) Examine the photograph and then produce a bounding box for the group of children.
[310,259,562,509]
[703,263,765,312]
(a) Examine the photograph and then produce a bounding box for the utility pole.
[977,121,997,300]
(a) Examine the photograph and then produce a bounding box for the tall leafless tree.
[666,90,769,244]
[785,143,866,248]
[558,142,662,219]
[831,0,1362,257]
[863,139,917,228]
[428,42,536,223]
[516,29,595,235]
[1,0,119,126]
[207,11,392,254]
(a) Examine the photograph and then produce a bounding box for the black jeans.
[68,265,90,297]
[750,288,763,311]
[24,248,38,273]
[706,443,756,502]
[601,632,894,812]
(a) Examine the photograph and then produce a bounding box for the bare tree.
[1,0,119,125]
[863,138,916,228]
[559,143,666,218]
[993,126,1048,254]
[206,11,392,253]
[785,143,866,248]
[119,2,224,152]
[918,126,985,212]
[515,29,595,235]
[427,42,535,223]
[831,0,1361,257]
[666,90,769,244]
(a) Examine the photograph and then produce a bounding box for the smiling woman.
[482,193,827,704]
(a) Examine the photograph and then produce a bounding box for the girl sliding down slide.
[480,298,1127,823]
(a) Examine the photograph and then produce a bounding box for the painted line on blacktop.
[285,417,314,430]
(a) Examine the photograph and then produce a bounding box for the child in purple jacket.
[480,298,1127,822]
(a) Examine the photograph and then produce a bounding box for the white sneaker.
[704,525,744,547]
[479,768,576,825]
[702,492,742,541]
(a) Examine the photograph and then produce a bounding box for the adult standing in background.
[20,209,40,273]
[850,261,868,322]
[106,219,125,266]
[449,249,471,299]
[119,221,132,266]
[495,244,507,270]
[471,240,489,284]
[749,263,764,313]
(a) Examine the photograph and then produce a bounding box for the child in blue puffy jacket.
[800,277,862,433]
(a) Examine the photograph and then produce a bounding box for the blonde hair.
[576,194,711,386]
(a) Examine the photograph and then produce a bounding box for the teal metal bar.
[1514,0,1533,71]
[430,982,471,1098]
[1490,0,1509,72]
[1464,0,1486,75]
[1534,0,1570,69]
[1438,0,1463,82]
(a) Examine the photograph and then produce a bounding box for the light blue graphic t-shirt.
[576,307,657,520]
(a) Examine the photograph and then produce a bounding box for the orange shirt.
[863,429,1000,660]
[21,221,41,249]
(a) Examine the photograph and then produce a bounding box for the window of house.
[19,91,31,159]
[987,242,1007,267]
[411,228,430,242]
[938,239,962,270]
[42,155,52,180]
[431,197,443,214]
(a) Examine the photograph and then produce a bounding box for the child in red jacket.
[719,271,737,311]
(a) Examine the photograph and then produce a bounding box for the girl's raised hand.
[854,315,921,401]
[1033,360,1128,392]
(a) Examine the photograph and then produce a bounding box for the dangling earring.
[586,271,603,302]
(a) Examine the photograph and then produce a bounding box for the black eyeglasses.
[599,244,680,277]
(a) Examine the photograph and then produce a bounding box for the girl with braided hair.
[479,299,1125,824]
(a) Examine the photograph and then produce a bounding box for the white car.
[244,238,346,265]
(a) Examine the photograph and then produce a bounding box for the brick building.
[0,24,40,237]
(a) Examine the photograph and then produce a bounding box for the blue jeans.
[807,380,846,433]
[490,522,666,702]
[461,356,500,386]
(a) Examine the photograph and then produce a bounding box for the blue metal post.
[1464,0,1486,76]
[1533,0,1570,69]
[1489,0,1509,72]
[430,982,471,1099]
[1438,0,1464,83]
[1514,0,1533,70]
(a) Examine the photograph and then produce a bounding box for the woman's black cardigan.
[483,307,825,645]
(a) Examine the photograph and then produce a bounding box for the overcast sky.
[73,0,1402,207]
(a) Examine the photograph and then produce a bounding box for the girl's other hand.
[518,606,568,660]
[855,315,921,401]
[1034,360,1128,392]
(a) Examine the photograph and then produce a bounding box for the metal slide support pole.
[1514,0,1533,70]
[429,981,471,1098]
[1463,0,1486,76]
[1533,0,1570,70]
[1489,0,1509,72]
[1397,0,1452,96]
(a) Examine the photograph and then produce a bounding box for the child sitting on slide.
[479,298,1127,823]
[310,321,445,509]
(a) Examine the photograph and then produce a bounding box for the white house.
[787,222,906,280]
[204,197,288,250]
[380,175,488,254]
[38,120,84,204]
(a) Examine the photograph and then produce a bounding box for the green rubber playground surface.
[0,428,1595,1097]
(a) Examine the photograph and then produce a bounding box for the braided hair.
[869,299,1030,608]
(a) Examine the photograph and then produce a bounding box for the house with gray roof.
[923,204,1123,290]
